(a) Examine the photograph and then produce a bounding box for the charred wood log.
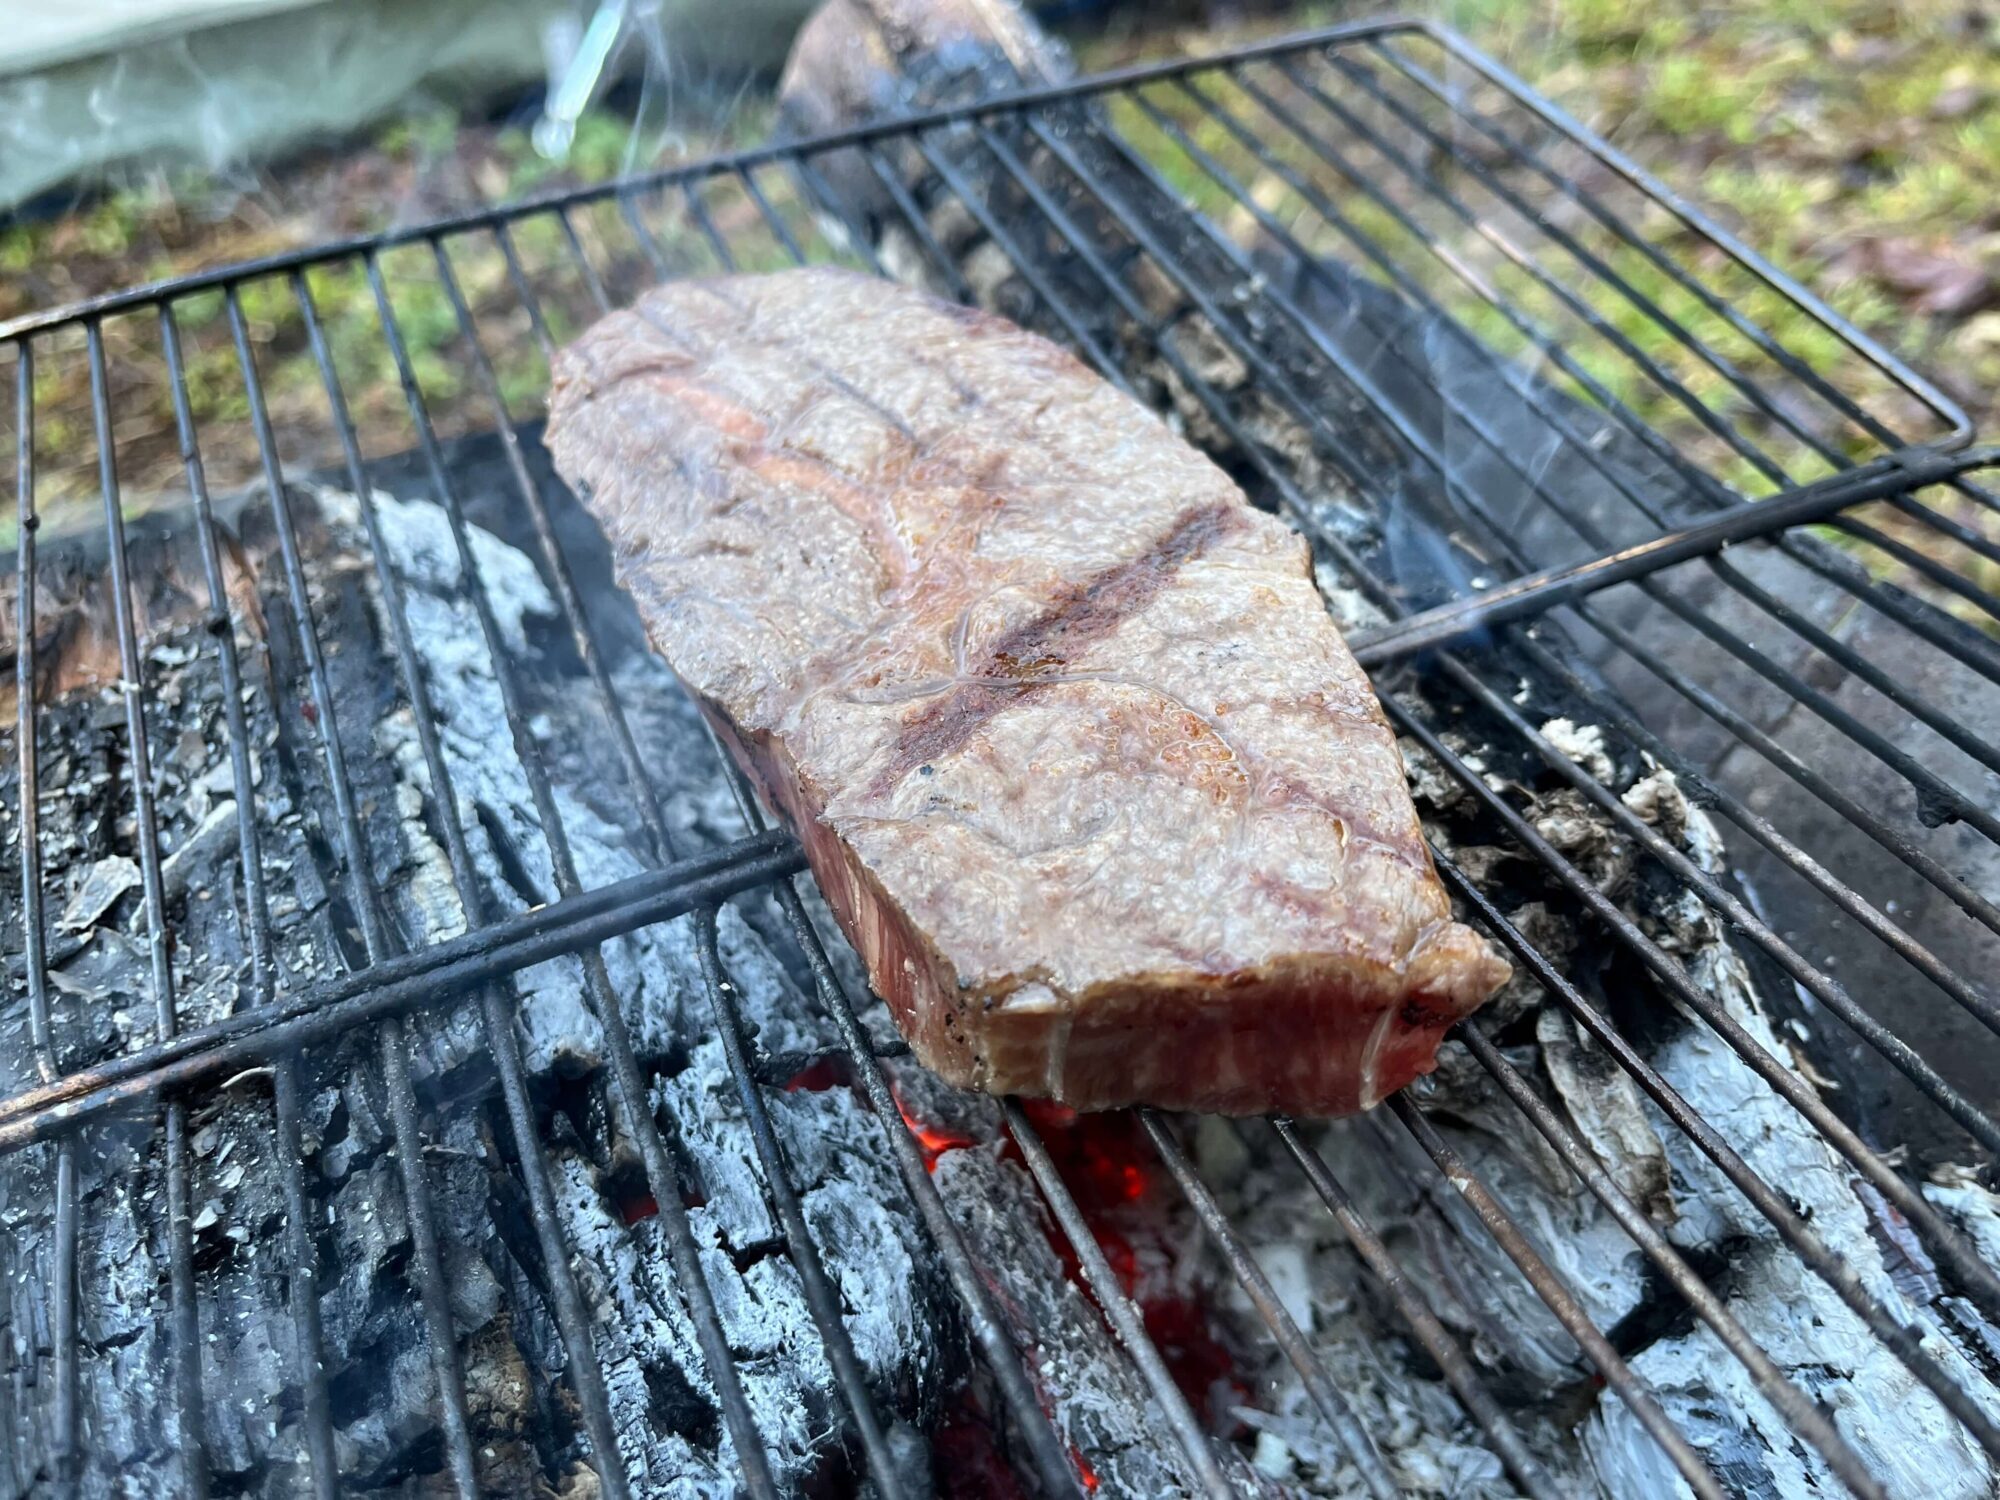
[2,433,963,1497]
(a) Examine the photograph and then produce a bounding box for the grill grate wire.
[4,19,1999,1499]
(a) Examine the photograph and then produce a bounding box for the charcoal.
[6,2,1995,1489]
[1,440,963,1495]
[763,4,2000,1489]
[930,1144,1217,1497]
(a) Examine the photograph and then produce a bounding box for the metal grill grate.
[5,18,1999,1499]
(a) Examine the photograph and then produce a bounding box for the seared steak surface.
[547,268,1508,1114]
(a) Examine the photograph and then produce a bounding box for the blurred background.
[3,2,1994,535]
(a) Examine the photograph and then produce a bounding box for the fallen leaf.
[1855,236,1994,316]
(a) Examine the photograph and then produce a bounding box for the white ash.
[1592,931,2000,1496]
[1317,567,1391,635]
[326,483,956,1492]
[1530,787,1632,892]
[1620,760,1725,872]
[1536,1006,1675,1226]
[1926,1166,2000,1270]
[1201,758,1997,1498]
[1539,717,1615,786]
[1571,783,1996,1496]
[1397,736,1465,814]
[57,854,142,933]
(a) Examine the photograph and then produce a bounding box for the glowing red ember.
[617,1192,659,1225]
[783,1056,850,1092]
[1014,1105,1250,1430]
[892,1084,976,1172]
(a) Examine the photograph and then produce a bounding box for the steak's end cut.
[546,267,1510,1116]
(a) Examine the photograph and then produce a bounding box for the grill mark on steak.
[870,503,1244,798]
[547,268,1513,1115]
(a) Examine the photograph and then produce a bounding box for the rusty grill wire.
[4,17,1999,1499]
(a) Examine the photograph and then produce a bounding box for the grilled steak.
[546,268,1509,1115]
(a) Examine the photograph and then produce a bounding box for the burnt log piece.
[758,3,2000,1494]
[2,431,961,1496]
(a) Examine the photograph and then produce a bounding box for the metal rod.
[1699,540,2000,776]
[0,19,1447,342]
[0,833,789,1138]
[697,731,1088,1500]
[1104,78,2000,934]
[1364,34,1922,455]
[0,842,801,1154]
[928,85,2000,1480]
[225,287,483,1496]
[683,183,738,271]
[85,321,208,1499]
[956,82,2000,1456]
[1006,1102,1235,1499]
[1191,49,2000,737]
[1272,1119,1560,1500]
[1308,48,1826,479]
[432,233,910,1497]
[1138,1112,1399,1500]
[1384,1097,1734,1500]
[491,221,560,354]
[1389,698,2000,1323]
[1272,44,2000,683]
[860,143,977,303]
[556,204,616,314]
[1567,599,2000,936]
[1627,563,2000,842]
[159,304,340,1496]
[342,249,745,1498]
[788,155,887,276]
[1452,1025,1926,1488]
[1218,52,2000,718]
[897,121,1568,1489]
[12,342,81,1500]
[1405,20,1970,442]
[1779,517,2000,688]
[616,187,674,276]
[692,910,911,1499]
[1888,491,2000,571]
[1348,449,1996,665]
[909,136,1133,393]
[1504,624,2000,1031]
[1433,651,2000,1153]
[1834,509,2000,626]
[738,166,806,265]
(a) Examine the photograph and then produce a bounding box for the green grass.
[1075,0,1998,621]
[3,0,1994,615]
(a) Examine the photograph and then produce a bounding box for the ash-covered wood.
[1,429,966,1496]
[765,2,2000,1495]
[6,5,1999,1495]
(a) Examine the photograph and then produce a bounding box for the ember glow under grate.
[4,18,1999,1499]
